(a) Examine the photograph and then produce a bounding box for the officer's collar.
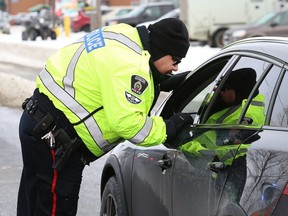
[137,25,170,85]
[137,25,151,52]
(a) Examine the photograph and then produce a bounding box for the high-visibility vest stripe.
[75,30,142,55]
[215,100,265,124]
[216,105,240,123]
[39,68,110,150]
[63,43,85,97]
[102,31,142,55]
[129,116,152,144]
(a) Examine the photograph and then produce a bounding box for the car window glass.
[242,65,281,126]
[178,57,233,120]
[204,56,270,125]
[273,11,288,25]
[182,83,214,113]
[270,71,288,127]
[144,7,161,17]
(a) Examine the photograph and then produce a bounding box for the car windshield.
[252,12,276,26]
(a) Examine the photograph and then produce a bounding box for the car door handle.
[158,158,173,174]
[158,158,172,169]
[208,161,226,172]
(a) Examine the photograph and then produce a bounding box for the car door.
[168,55,282,215]
[161,55,236,216]
[130,145,176,216]
[220,68,288,216]
[131,55,234,216]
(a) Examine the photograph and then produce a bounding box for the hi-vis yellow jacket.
[180,94,265,165]
[36,24,167,157]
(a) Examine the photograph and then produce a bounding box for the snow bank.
[0,73,35,107]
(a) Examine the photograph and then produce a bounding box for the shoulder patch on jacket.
[131,75,148,95]
[125,91,142,104]
[84,28,105,53]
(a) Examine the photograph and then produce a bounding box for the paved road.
[0,105,109,216]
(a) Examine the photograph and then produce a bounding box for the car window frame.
[159,54,237,119]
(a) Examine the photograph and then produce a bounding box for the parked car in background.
[223,10,288,46]
[136,8,180,28]
[105,2,176,27]
[71,5,133,32]
[0,11,10,34]
[102,6,134,26]
[100,37,288,216]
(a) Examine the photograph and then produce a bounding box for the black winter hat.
[225,68,258,103]
[148,18,190,61]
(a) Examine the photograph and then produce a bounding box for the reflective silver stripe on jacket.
[216,100,265,124]
[250,101,265,107]
[220,148,247,162]
[39,68,110,150]
[129,116,153,144]
[63,43,85,97]
[75,30,142,55]
[216,105,240,124]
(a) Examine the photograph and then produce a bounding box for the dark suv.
[223,10,288,46]
[100,37,288,216]
[105,2,176,26]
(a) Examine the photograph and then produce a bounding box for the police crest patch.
[125,91,142,104]
[131,75,148,95]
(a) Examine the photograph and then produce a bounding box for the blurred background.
[1,0,288,48]
[1,0,288,215]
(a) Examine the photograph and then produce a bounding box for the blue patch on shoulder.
[84,28,105,53]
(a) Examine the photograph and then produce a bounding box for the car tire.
[82,25,91,33]
[210,29,227,48]
[29,29,38,41]
[50,31,57,40]
[21,31,28,41]
[100,176,125,216]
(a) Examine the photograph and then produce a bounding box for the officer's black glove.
[164,113,194,148]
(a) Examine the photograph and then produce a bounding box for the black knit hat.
[225,68,258,103]
[148,18,190,61]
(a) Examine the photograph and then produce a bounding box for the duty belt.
[22,97,55,136]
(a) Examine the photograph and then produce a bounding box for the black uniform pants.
[17,89,86,216]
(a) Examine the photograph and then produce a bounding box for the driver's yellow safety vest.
[180,94,265,165]
[36,24,167,157]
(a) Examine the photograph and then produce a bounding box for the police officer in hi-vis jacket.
[17,18,193,215]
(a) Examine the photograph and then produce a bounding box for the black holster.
[53,128,81,172]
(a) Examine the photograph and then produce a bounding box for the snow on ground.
[0,26,220,107]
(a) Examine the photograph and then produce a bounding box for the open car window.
[160,56,235,119]
[270,70,288,127]
[201,56,276,125]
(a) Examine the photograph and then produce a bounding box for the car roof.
[220,36,288,63]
